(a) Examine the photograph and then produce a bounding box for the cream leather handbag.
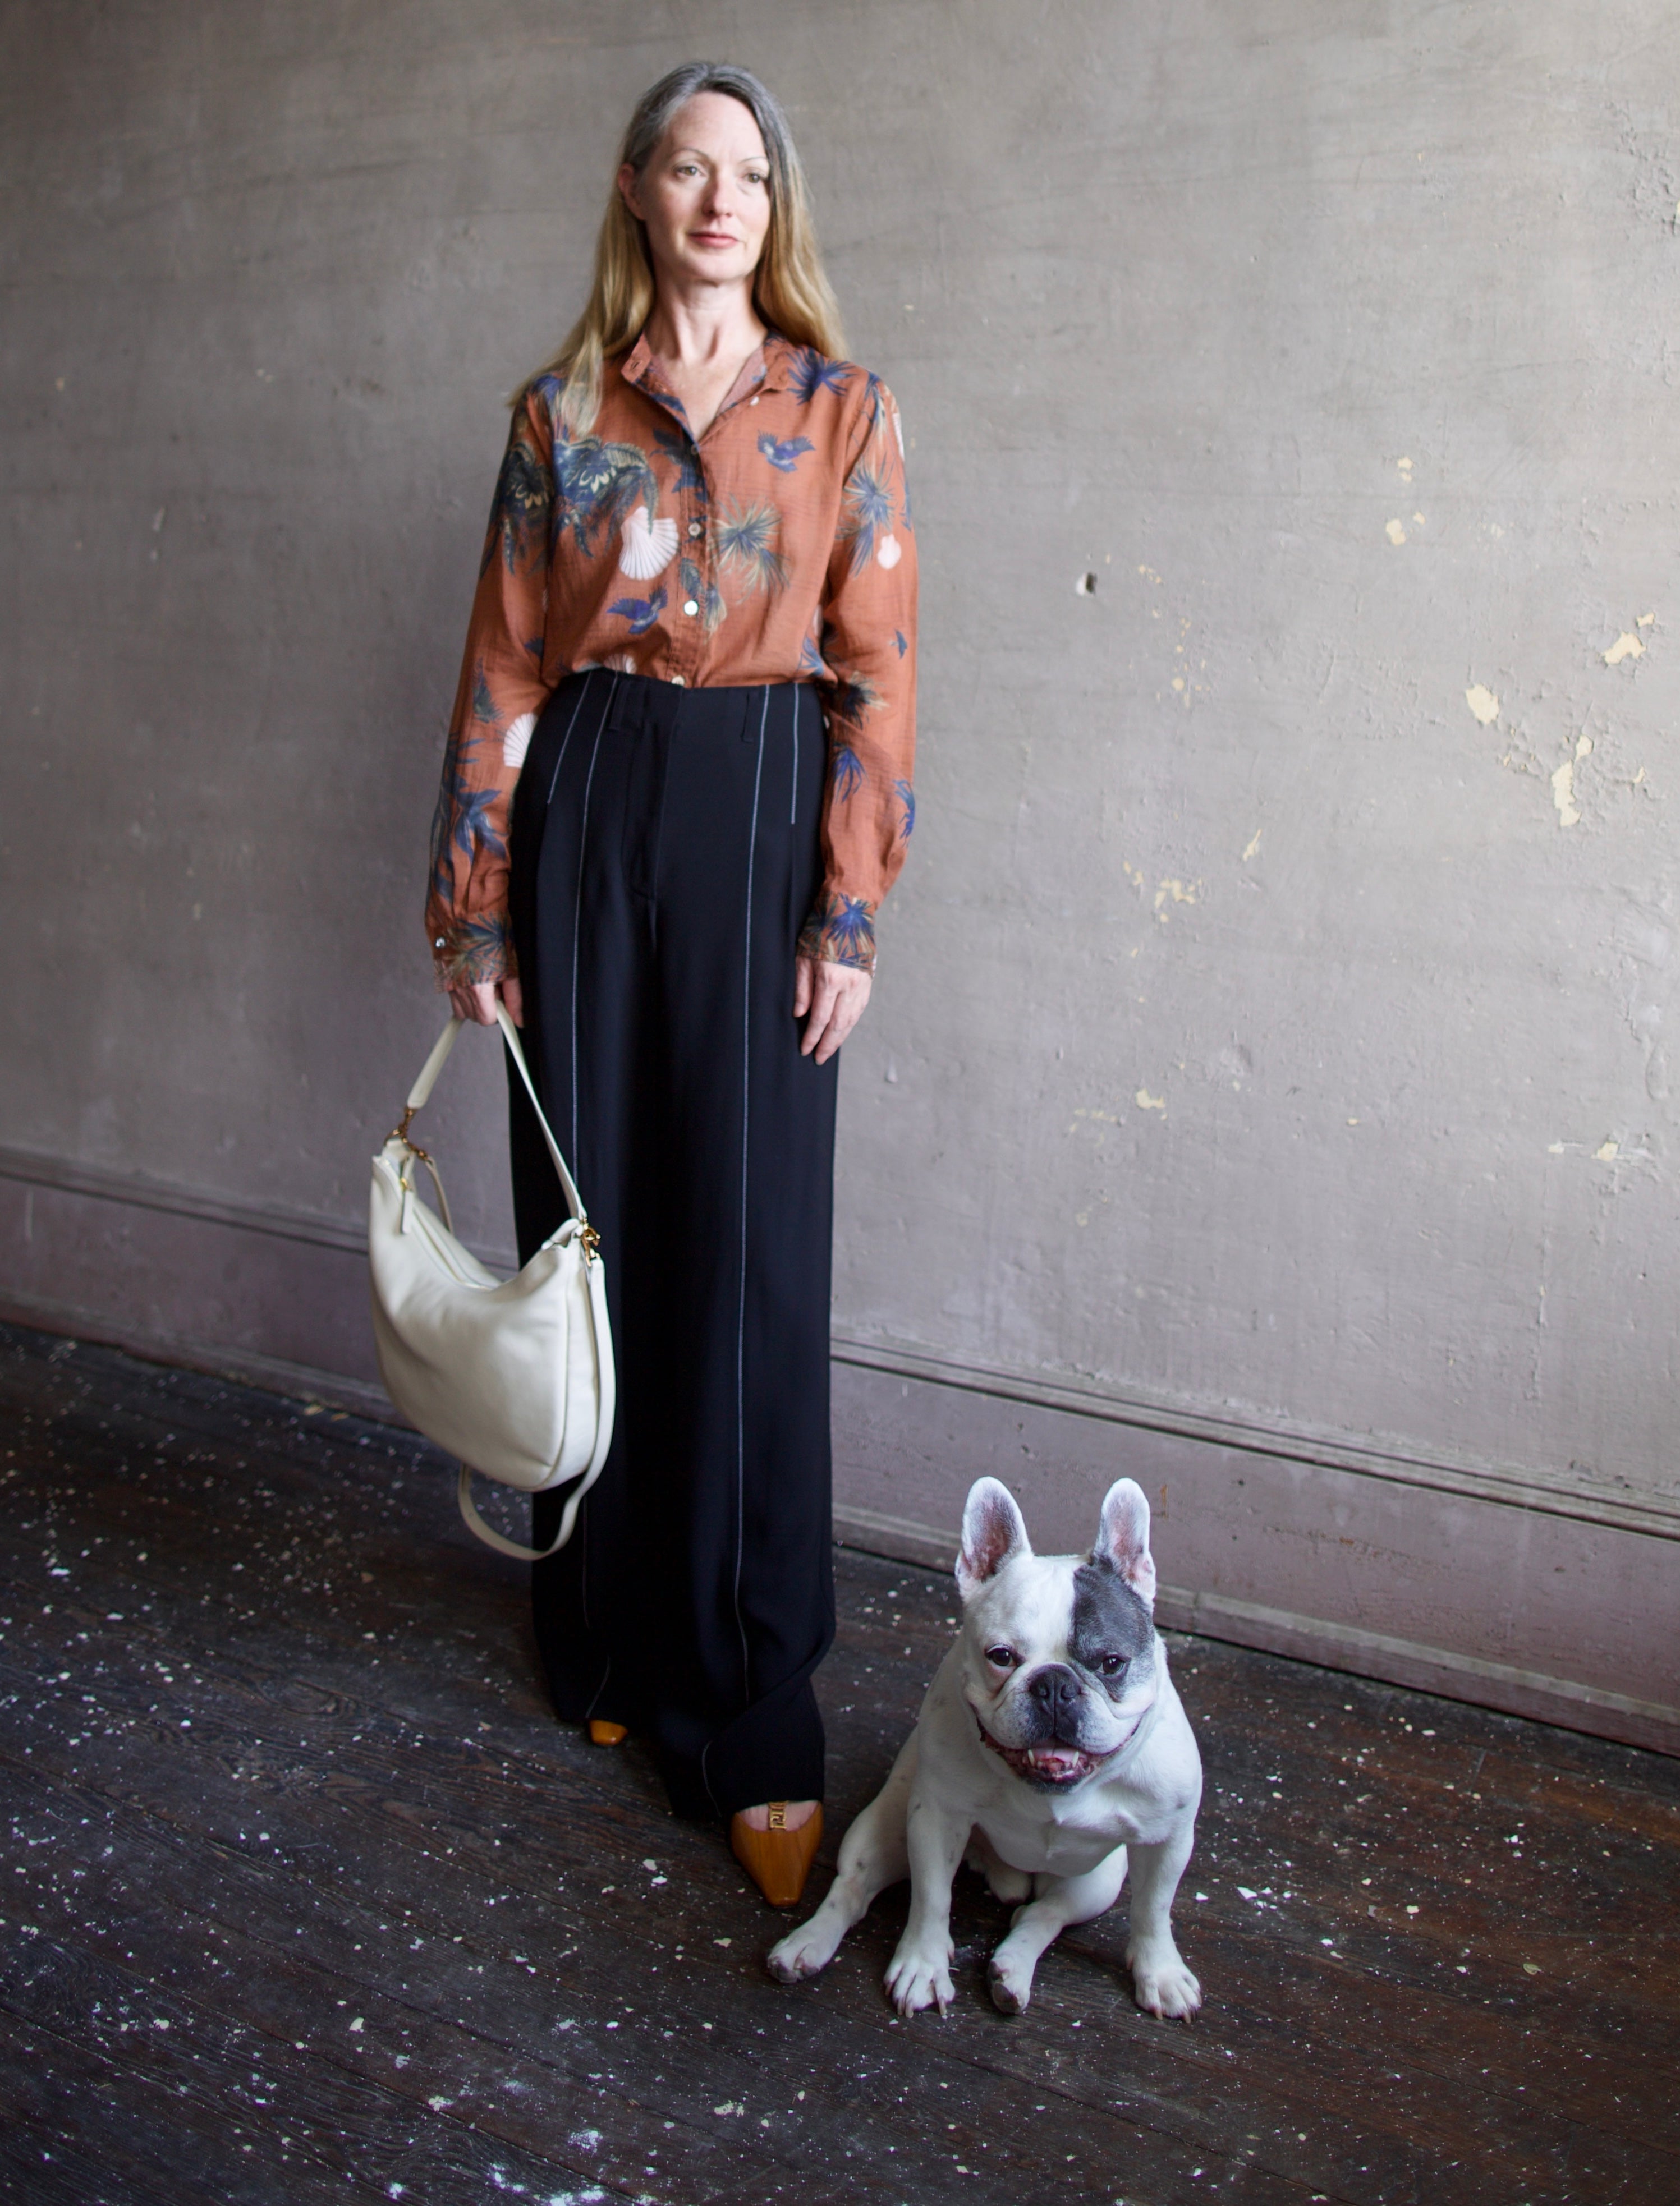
[368,1007,615,1561]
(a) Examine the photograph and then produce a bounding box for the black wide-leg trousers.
[506,669,838,1821]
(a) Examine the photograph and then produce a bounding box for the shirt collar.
[617,327,794,422]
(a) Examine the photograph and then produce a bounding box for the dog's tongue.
[1025,1745,1086,1777]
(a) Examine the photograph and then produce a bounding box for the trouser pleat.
[506,669,837,1819]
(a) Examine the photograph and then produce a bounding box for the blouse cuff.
[431,914,516,991]
[797,889,878,973]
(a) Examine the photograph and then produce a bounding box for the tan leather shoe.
[587,1720,629,1746]
[729,1803,824,1909]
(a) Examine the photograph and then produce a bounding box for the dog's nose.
[1026,1663,1082,1720]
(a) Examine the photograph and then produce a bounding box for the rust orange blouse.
[426,332,917,983]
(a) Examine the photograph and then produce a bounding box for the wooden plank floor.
[0,1320,1676,2205]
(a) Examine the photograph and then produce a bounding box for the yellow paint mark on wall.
[1242,828,1263,861]
[1135,1089,1167,1113]
[1137,563,1162,584]
[1154,879,1199,910]
[1638,610,1655,627]
[1412,511,1425,526]
[1576,733,1593,760]
[1595,1139,1619,1161]
[1603,632,1644,664]
[1385,518,1407,545]
[1397,455,1413,477]
[1551,760,1580,828]
[1465,684,1500,725]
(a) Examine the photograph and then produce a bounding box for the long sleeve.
[798,376,919,972]
[425,391,557,987]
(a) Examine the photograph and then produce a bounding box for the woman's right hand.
[446,976,524,1028]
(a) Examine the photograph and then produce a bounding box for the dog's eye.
[985,1645,1018,1670]
[1099,1653,1128,1678]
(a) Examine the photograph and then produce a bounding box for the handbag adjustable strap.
[454,1252,617,1561]
[399,1010,587,1225]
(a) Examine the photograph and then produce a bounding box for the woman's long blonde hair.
[522,62,844,431]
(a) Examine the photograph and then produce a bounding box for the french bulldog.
[768,1475,1203,2019]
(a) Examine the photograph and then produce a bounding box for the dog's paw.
[962,1835,1034,1907]
[766,1923,840,1985]
[986,1954,1032,2015]
[985,1862,1034,1906]
[884,1939,956,2017]
[1127,1939,1202,2021]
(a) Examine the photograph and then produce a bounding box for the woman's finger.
[800,967,839,1058]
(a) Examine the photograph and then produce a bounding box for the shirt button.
[683,599,699,617]
[671,674,686,687]
[687,521,703,539]
[434,937,446,949]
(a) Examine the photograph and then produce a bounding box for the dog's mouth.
[977,1723,1117,1789]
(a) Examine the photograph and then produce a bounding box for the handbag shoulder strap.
[401,1010,587,1226]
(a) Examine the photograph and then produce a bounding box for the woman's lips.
[688,232,738,249]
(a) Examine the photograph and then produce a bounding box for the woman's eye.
[985,1646,1018,1670]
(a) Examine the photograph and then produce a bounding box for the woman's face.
[621,92,772,296]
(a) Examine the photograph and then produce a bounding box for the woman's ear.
[616,162,643,221]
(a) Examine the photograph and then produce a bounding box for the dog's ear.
[957,1478,1031,1601]
[1092,1478,1156,1609]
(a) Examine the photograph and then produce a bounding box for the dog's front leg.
[986,1844,1130,2015]
[883,1795,969,2016]
[767,1732,917,1986]
[1124,1818,1202,2020]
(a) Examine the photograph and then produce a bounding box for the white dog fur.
[768,1475,1204,2019]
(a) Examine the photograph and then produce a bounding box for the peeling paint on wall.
[1603,632,1644,665]
[1135,1090,1166,1114]
[1465,684,1500,725]
[1550,760,1581,827]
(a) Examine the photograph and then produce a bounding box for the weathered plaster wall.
[3,1,1675,1734]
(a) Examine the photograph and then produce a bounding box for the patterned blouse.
[426,330,917,983]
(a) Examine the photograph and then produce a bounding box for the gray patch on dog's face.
[1070,1559,1156,1702]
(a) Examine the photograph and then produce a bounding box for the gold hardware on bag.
[387,1106,438,1180]
[578,1222,602,1265]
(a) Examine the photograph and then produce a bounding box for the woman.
[425,61,916,1909]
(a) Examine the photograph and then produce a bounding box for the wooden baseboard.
[5,1142,1676,1756]
[832,1502,1679,1757]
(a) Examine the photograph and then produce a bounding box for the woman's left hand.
[794,955,871,1064]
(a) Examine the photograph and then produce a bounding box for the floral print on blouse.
[426,331,917,983]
